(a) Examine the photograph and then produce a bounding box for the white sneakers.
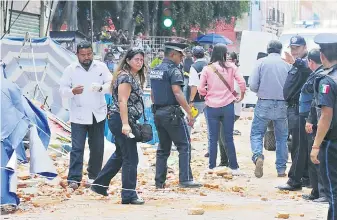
[231,168,243,176]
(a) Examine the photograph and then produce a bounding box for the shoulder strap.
[209,64,233,92]
[129,73,147,122]
[139,95,147,122]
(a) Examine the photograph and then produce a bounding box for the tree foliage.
[53,1,249,38]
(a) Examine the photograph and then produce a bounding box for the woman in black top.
[91,48,146,205]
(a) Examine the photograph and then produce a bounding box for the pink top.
[197,61,246,108]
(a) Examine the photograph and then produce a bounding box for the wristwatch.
[98,86,103,92]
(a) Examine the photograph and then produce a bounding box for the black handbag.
[130,93,153,143]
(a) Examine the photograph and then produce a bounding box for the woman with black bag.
[91,48,147,205]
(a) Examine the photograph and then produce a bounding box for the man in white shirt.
[59,41,112,190]
[188,46,208,135]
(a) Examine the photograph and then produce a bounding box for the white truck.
[239,30,278,108]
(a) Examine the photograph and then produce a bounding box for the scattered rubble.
[276,212,290,219]
[188,208,205,215]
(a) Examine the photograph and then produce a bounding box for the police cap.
[164,42,189,54]
[314,33,337,45]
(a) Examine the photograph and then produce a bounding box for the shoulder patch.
[319,84,330,94]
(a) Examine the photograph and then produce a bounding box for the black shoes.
[313,197,328,203]
[155,183,166,189]
[218,161,229,167]
[204,152,209,157]
[122,198,145,205]
[90,185,108,196]
[278,183,302,191]
[179,181,202,188]
[302,194,318,201]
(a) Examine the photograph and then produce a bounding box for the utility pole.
[90,0,93,44]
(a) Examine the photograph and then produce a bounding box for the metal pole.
[90,0,93,44]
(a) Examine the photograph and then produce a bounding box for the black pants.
[287,113,309,185]
[68,115,105,183]
[319,140,337,220]
[219,115,240,165]
[154,106,193,185]
[307,131,326,198]
[93,113,138,202]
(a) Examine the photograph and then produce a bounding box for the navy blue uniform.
[150,58,194,186]
[314,65,337,220]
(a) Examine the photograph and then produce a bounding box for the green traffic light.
[163,18,173,28]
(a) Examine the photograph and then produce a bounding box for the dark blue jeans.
[68,115,105,183]
[93,113,138,202]
[204,103,239,169]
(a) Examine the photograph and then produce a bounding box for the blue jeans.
[93,113,138,202]
[204,103,239,169]
[250,99,288,174]
[183,77,190,101]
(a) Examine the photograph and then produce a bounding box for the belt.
[287,103,299,108]
[154,104,179,109]
[258,98,285,101]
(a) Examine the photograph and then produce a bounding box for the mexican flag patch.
[320,84,330,94]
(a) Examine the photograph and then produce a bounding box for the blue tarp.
[1,77,53,208]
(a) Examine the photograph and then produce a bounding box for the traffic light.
[161,1,173,29]
[163,8,173,28]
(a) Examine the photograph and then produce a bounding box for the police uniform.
[313,33,337,220]
[150,42,201,188]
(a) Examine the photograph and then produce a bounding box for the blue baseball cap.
[289,35,306,46]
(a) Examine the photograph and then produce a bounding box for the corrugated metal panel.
[8,11,40,38]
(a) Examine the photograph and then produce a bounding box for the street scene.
[1,0,337,219]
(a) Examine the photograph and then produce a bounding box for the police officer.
[311,33,337,220]
[279,35,312,190]
[150,42,202,189]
